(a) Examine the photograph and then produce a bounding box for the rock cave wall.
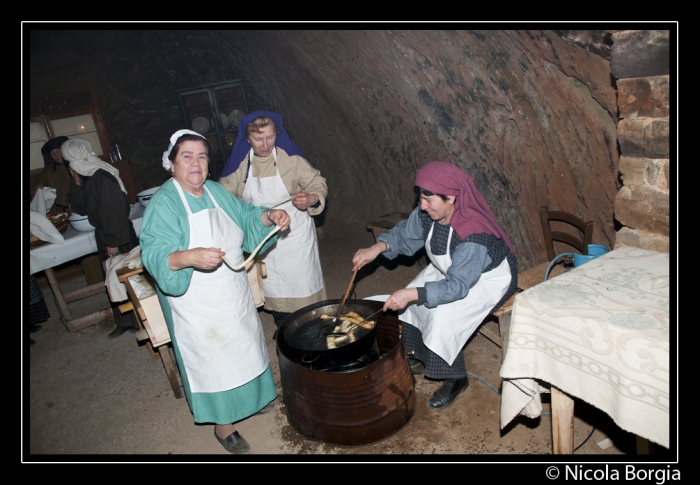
[28,29,626,270]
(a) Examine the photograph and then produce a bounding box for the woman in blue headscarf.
[218,111,328,337]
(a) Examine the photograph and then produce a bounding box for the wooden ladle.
[332,268,359,324]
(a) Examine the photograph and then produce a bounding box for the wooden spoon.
[333,268,359,324]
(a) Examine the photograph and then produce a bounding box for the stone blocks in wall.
[614,184,669,234]
[618,118,669,159]
[617,75,669,119]
[619,156,669,191]
[615,227,669,252]
[611,30,669,79]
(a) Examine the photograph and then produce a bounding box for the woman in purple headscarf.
[353,161,517,411]
[219,111,328,337]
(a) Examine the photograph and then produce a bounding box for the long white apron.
[242,148,323,298]
[167,180,269,393]
[400,223,512,365]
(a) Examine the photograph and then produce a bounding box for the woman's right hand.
[169,247,226,271]
[352,242,386,271]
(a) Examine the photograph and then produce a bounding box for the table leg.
[159,345,183,399]
[551,386,575,454]
[636,436,654,454]
[44,267,72,322]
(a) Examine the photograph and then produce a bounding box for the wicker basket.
[30,211,69,248]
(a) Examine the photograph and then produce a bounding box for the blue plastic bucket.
[587,244,609,257]
[573,244,609,267]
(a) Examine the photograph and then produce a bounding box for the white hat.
[162,129,206,170]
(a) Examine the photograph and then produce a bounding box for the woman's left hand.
[268,209,291,231]
[106,246,119,257]
[382,288,419,312]
[292,192,319,211]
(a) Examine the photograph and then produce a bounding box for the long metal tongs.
[325,308,384,337]
[222,195,293,271]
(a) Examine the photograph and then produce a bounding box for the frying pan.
[281,299,382,370]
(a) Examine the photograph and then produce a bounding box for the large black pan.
[280,299,382,370]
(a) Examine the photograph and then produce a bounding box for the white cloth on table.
[499,247,670,448]
[30,188,64,245]
[104,246,142,302]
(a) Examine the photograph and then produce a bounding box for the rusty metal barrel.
[277,299,415,446]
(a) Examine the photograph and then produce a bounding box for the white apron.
[242,148,323,298]
[167,180,269,393]
[400,223,512,365]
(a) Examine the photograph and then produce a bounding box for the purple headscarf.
[415,161,514,252]
[219,110,306,179]
[41,136,69,168]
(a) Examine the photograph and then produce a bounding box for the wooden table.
[500,247,670,453]
[29,205,144,332]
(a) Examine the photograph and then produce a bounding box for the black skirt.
[29,274,50,326]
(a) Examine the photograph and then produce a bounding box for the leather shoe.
[427,376,470,410]
[408,357,425,375]
[215,429,250,454]
[108,325,138,339]
[30,338,36,347]
[30,325,43,334]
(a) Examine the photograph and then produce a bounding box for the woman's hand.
[352,241,386,271]
[106,246,119,258]
[169,247,225,271]
[382,288,419,312]
[266,209,291,231]
[291,192,319,211]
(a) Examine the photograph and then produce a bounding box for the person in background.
[352,161,517,411]
[62,138,140,339]
[36,136,71,211]
[218,111,328,338]
[28,274,50,346]
[140,129,290,454]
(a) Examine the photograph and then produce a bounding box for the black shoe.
[427,377,470,410]
[214,429,250,454]
[108,325,138,339]
[30,325,43,334]
[408,357,425,375]
[30,338,36,346]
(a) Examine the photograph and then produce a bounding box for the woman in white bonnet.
[62,138,140,338]
[139,130,290,454]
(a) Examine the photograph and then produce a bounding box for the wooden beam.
[65,308,114,332]
[64,282,106,303]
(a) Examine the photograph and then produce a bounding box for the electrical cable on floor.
[468,369,597,452]
[574,425,596,453]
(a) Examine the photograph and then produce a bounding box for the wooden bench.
[479,261,568,360]
[366,212,427,268]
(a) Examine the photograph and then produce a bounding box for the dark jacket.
[68,169,138,259]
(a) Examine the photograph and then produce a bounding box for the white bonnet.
[162,129,206,170]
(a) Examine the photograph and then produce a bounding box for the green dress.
[140,179,277,424]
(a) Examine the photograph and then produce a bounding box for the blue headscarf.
[219,110,306,179]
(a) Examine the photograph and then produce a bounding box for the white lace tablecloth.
[29,204,145,275]
[500,246,670,448]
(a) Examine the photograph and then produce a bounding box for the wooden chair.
[479,207,594,361]
[539,206,594,260]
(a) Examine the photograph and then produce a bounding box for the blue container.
[587,244,609,257]
[574,244,609,267]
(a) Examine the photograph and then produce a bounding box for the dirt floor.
[25,221,657,462]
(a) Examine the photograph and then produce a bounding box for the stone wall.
[611,30,671,252]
